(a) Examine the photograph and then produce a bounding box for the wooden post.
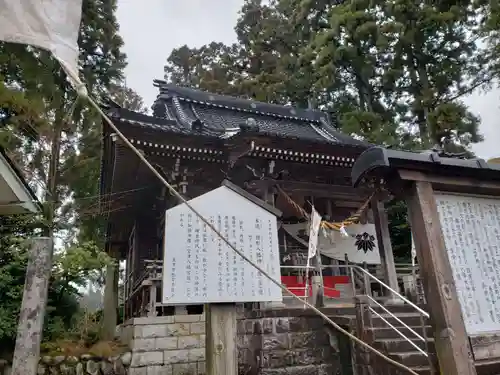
[406,181,476,374]
[12,237,53,375]
[371,197,400,303]
[206,303,238,375]
[354,295,375,375]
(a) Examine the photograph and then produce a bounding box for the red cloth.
[280,275,351,298]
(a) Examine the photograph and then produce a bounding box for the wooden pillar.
[406,181,476,374]
[371,197,400,303]
[103,245,119,340]
[12,237,53,375]
[206,304,237,375]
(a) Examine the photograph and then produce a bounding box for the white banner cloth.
[0,0,83,73]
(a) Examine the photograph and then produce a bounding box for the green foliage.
[53,242,114,287]
[0,216,113,354]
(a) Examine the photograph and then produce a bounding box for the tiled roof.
[148,81,369,148]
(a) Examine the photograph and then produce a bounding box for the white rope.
[61,64,419,375]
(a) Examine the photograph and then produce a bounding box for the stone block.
[178,335,203,349]
[147,365,173,375]
[237,320,254,334]
[262,333,289,350]
[290,331,328,349]
[174,314,202,323]
[129,368,148,375]
[260,349,292,368]
[155,336,178,350]
[289,348,324,366]
[121,352,132,366]
[288,317,305,332]
[275,317,290,333]
[188,348,205,362]
[260,365,318,375]
[131,351,164,367]
[197,361,205,375]
[166,323,190,336]
[254,318,273,334]
[164,349,189,364]
[139,324,169,338]
[172,362,197,375]
[132,316,175,325]
[318,363,339,375]
[120,324,134,345]
[131,338,156,352]
[189,322,205,335]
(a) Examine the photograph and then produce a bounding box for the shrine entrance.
[352,147,500,375]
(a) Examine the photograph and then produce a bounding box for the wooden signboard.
[162,184,282,305]
[162,181,282,375]
[435,192,500,336]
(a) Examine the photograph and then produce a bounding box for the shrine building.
[100,80,401,319]
[99,80,500,375]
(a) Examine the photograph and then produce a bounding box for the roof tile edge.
[154,80,328,123]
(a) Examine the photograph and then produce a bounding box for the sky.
[116,0,500,160]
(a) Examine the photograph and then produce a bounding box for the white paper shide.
[162,185,282,304]
[435,193,500,335]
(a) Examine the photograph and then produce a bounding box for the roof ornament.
[420,143,468,159]
[191,118,204,132]
[240,117,259,132]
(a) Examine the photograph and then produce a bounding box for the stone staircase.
[327,302,434,375]
[368,309,435,375]
[331,302,500,375]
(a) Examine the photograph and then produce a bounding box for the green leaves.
[52,242,114,287]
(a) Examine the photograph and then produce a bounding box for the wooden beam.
[332,200,364,208]
[246,179,371,200]
[406,181,476,374]
[206,304,237,375]
[398,170,500,195]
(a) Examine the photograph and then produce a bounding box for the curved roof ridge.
[153,80,329,123]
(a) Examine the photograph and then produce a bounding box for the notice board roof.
[221,179,282,218]
[351,147,500,187]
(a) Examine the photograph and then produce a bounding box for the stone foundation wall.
[0,352,132,375]
[121,314,205,375]
[238,309,341,375]
[121,309,341,375]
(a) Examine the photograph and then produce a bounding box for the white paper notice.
[435,192,500,335]
[162,185,282,305]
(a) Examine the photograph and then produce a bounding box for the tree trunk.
[103,247,119,340]
[43,112,63,237]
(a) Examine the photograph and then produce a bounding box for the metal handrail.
[366,295,426,342]
[352,266,429,318]
[369,307,428,357]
